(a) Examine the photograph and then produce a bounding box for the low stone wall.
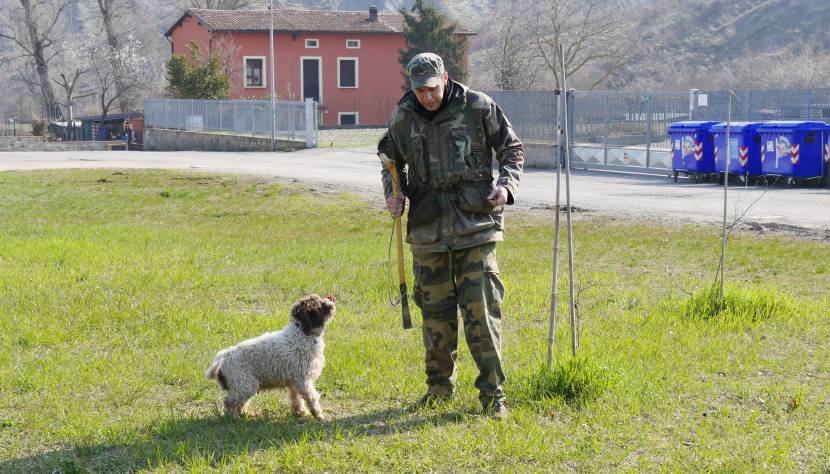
[523,142,558,168]
[144,128,305,152]
[0,136,118,152]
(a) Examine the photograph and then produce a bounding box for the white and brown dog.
[206,294,336,419]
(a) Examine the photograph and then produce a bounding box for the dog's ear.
[291,296,315,335]
[292,294,332,335]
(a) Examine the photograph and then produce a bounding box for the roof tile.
[177,8,472,35]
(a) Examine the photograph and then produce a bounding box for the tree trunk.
[97,0,131,113]
[21,0,63,120]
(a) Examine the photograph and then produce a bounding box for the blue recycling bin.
[757,121,829,182]
[668,121,722,181]
[710,122,763,178]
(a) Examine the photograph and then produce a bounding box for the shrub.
[32,120,46,137]
[680,285,798,325]
[522,357,612,406]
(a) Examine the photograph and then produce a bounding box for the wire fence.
[691,89,830,122]
[486,87,830,172]
[483,91,558,145]
[0,121,36,137]
[144,98,317,145]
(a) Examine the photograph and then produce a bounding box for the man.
[379,52,523,418]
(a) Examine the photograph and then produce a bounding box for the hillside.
[643,0,830,65]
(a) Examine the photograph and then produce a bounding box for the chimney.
[369,6,378,22]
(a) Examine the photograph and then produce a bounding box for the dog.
[205,294,336,419]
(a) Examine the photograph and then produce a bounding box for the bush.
[521,357,612,406]
[680,285,798,325]
[31,120,46,137]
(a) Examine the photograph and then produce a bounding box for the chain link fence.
[144,98,318,147]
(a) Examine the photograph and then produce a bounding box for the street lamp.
[268,0,276,151]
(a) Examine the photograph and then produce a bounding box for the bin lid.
[710,122,763,133]
[757,121,830,132]
[667,121,722,133]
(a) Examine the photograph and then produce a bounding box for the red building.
[165,7,472,126]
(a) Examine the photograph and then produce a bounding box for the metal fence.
[486,87,830,173]
[484,91,558,144]
[144,98,318,147]
[691,88,830,122]
[1,121,35,137]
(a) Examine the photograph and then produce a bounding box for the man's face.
[413,71,448,112]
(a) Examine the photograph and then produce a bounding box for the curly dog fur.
[205,294,336,419]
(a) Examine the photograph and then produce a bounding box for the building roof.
[165,8,474,37]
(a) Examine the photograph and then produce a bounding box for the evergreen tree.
[166,41,230,99]
[398,0,466,89]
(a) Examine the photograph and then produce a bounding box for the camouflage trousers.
[411,242,505,405]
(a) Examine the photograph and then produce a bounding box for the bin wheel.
[788,177,797,187]
[693,174,699,183]
[673,171,678,183]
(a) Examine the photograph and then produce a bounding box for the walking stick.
[378,152,413,329]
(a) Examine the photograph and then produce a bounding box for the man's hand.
[487,185,508,207]
[386,195,405,218]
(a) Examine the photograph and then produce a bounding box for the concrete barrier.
[144,128,305,152]
[0,136,116,152]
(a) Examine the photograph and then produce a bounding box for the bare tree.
[93,0,135,112]
[0,0,74,119]
[532,0,633,90]
[87,35,163,119]
[483,0,544,90]
[212,34,242,95]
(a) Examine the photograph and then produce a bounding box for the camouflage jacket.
[380,80,524,253]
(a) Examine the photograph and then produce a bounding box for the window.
[338,57,358,88]
[346,39,360,49]
[244,56,265,88]
[338,112,358,126]
[305,38,319,48]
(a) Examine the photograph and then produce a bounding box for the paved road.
[2,147,829,233]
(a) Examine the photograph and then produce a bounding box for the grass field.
[1,169,828,473]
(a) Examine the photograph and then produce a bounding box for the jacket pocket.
[407,185,442,225]
[406,217,440,245]
[450,127,473,175]
[455,181,504,214]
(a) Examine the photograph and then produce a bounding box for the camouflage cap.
[405,52,445,89]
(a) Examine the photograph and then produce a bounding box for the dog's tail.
[205,352,225,380]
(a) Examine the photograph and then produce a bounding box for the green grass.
[1,169,829,473]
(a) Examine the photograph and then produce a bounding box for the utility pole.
[268,0,277,151]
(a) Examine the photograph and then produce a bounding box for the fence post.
[748,91,753,121]
[806,89,813,119]
[567,90,575,159]
[603,94,609,166]
[689,89,698,120]
[645,94,653,169]
[305,98,316,148]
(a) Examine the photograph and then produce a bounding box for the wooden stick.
[379,153,412,329]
